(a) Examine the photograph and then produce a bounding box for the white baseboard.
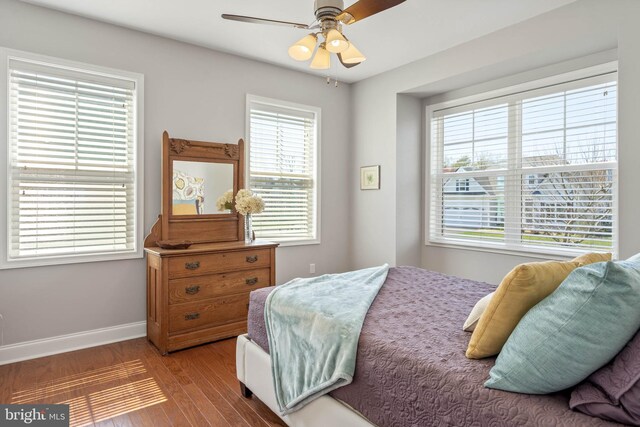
[0,321,147,366]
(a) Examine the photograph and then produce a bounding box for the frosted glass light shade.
[310,45,330,69]
[288,34,317,61]
[340,41,366,64]
[325,29,349,53]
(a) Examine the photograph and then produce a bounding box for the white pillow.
[463,292,494,332]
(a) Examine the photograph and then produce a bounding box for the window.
[456,179,470,192]
[429,69,617,256]
[1,50,143,268]
[247,95,319,245]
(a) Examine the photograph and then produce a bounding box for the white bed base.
[236,334,375,427]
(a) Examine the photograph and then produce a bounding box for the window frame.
[245,94,321,247]
[0,48,144,269]
[425,62,619,259]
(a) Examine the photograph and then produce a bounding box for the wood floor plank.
[206,339,238,377]
[104,335,172,427]
[67,341,137,426]
[160,355,231,426]
[27,354,59,404]
[190,350,283,427]
[0,367,11,403]
[52,347,95,427]
[104,342,167,426]
[88,344,172,427]
[109,414,135,427]
[191,344,285,427]
[201,344,241,391]
[206,340,287,427]
[63,340,142,426]
[137,349,196,427]
[0,337,286,427]
[140,343,211,427]
[171,350,257,427]
[0,359,22,404]
[126,408,161,427]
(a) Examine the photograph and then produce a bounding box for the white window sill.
[0,250,144,270]
[269,239,321,248]
[425,239,613,261]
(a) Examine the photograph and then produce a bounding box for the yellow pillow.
[466,260,580,359]
[572,252,612,265]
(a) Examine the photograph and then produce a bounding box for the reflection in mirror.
[172,160,234,215]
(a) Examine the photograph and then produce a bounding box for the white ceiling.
[22,0,575,83]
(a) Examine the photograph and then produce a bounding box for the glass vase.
[244,213,254,243]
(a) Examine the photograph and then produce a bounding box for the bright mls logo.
[0,405,69,426]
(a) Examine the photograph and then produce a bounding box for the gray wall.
[395,94,422,266]
[350,0,640,284]
[0,0,352,345]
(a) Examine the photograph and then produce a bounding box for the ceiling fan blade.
[337,0,406,25]
[221,14,309,29]
[337,53,361,69]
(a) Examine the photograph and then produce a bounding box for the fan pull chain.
[326,76,339,87]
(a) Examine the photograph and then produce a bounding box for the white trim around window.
[425,62,618,258]
[245,95,321,246]
[0,48,144,269]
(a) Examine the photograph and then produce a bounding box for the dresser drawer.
[168,248,271,279]
[169,293,250,333]
[169,268,271,304]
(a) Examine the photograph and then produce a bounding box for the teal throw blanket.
[265,264,389,414]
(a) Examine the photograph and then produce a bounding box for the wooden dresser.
[144,131,278,354]
[145,240,277,354]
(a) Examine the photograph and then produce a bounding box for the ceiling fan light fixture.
[325,29,349,53]
[310,43,331,69]
[288,33,318,61]
[340,41,366,64]
[224,0,408,69]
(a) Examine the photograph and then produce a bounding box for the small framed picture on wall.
[360,165,380,190]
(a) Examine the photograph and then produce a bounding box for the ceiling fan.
[222,0,406,70]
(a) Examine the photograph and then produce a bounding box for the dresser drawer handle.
[246,277,258,286]
[185,285,200,295]
[185,261,200,270]
[246,255,258,263]
[184,312,200,321]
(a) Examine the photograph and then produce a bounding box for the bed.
[236,266,620,426]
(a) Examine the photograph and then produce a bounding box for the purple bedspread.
[248,266,621,426]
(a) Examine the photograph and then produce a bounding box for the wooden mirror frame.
[147,131,245,245]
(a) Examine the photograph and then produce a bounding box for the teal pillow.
[485,253,640,394]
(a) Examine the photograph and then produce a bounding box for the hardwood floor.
[0,338,286,427]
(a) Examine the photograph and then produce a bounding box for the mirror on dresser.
[143,131,278,355]
[172,160,234,216]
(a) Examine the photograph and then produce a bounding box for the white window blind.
[248,99,319,243]
[7,57,139,262]
[430,72,617,255]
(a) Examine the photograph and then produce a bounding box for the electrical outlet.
[309,263,315,274]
